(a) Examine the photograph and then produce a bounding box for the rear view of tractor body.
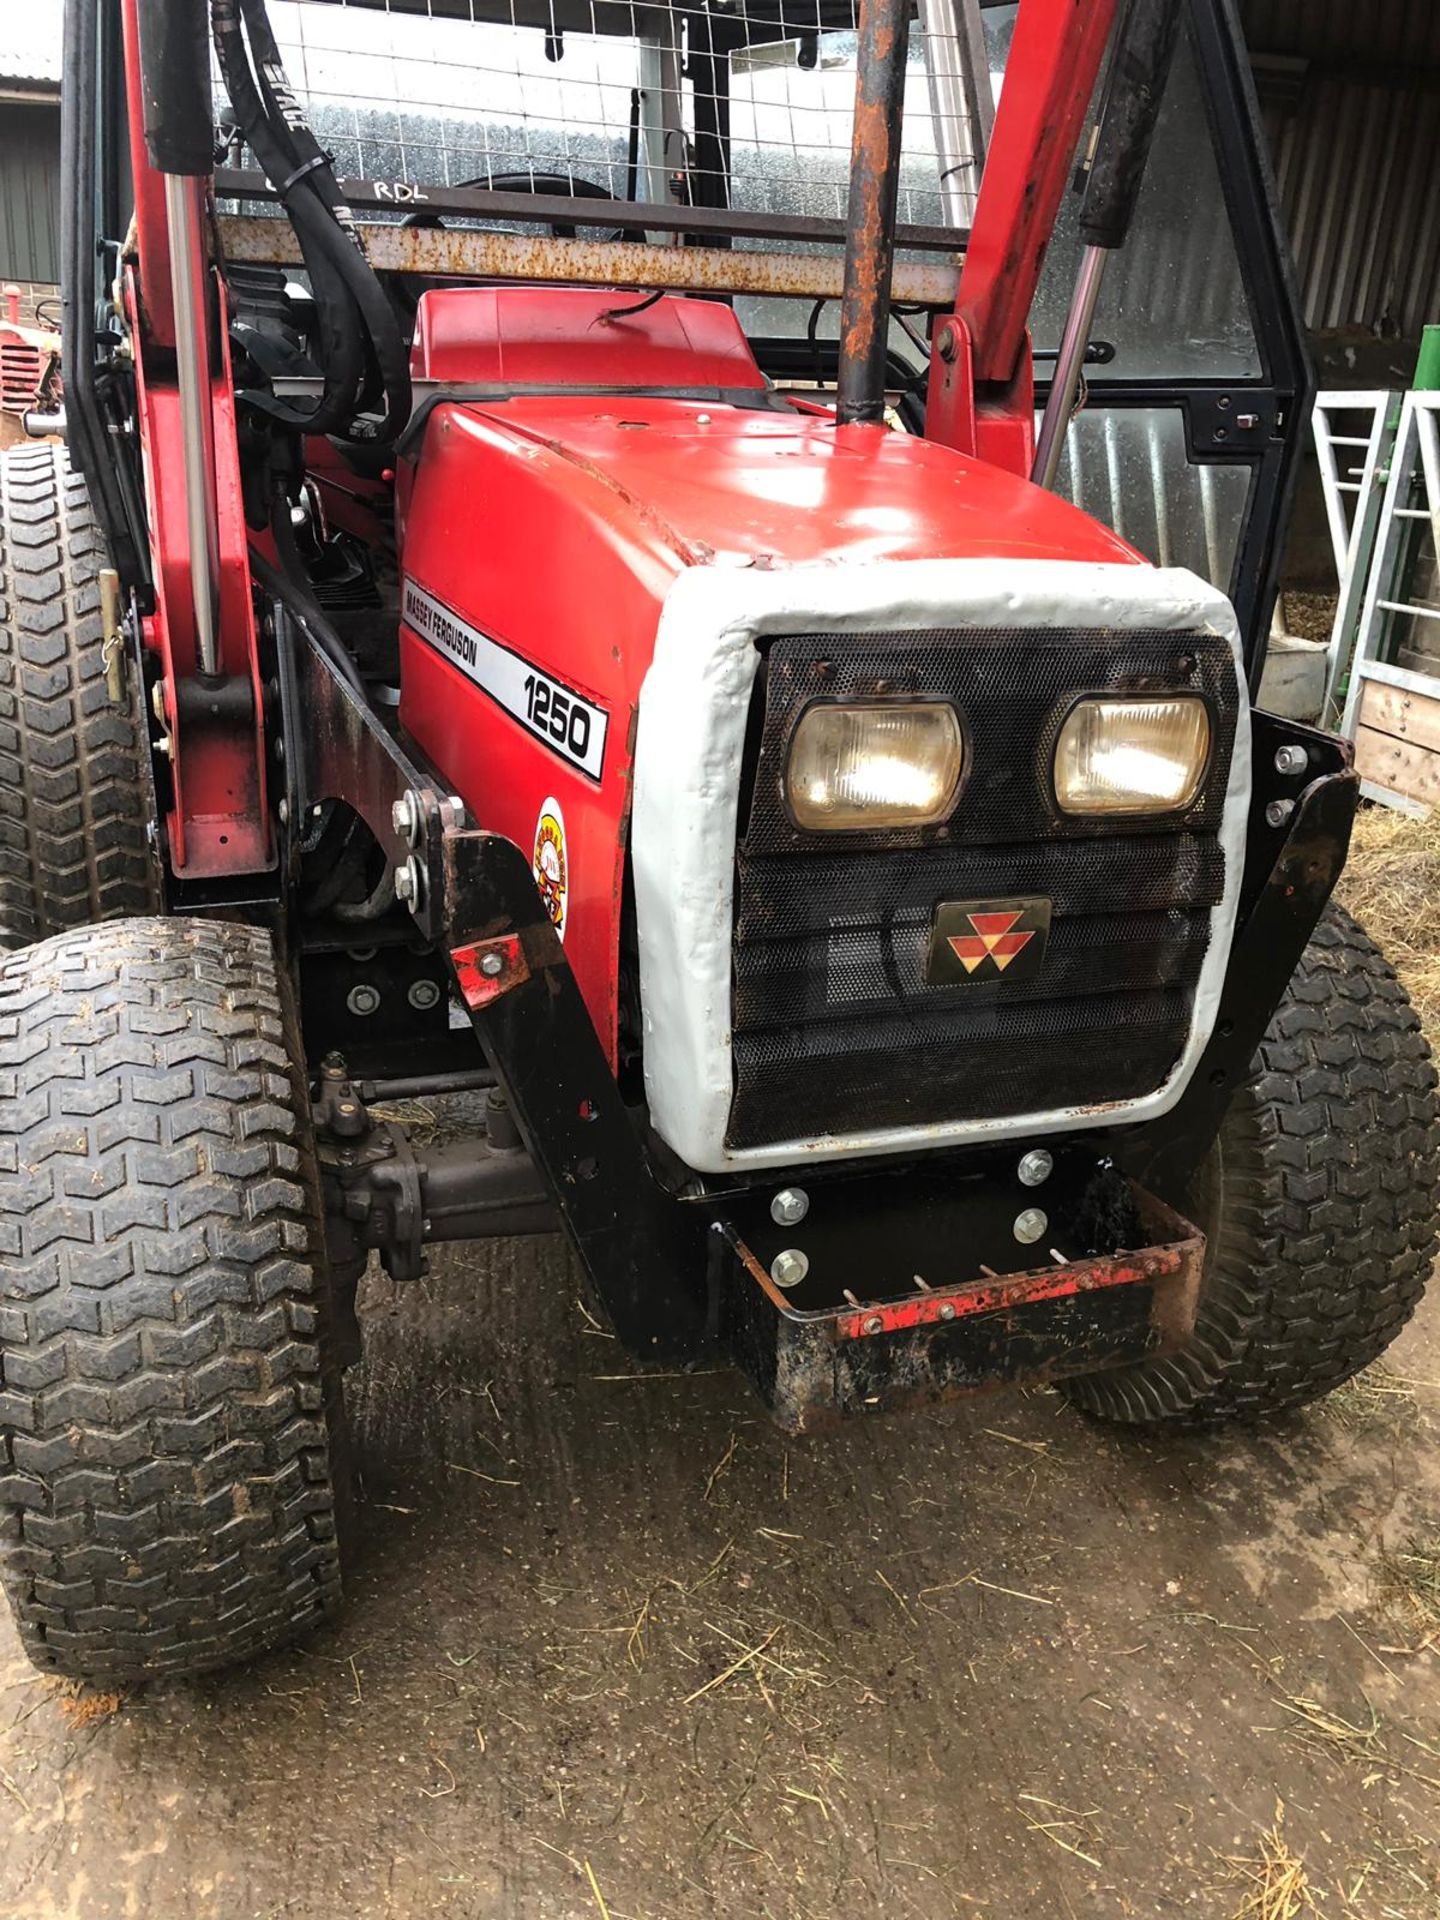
[0,0,1433,1681]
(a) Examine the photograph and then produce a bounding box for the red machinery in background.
[0,285,61,443]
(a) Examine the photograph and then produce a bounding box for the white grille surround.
[631,557,1253,1175]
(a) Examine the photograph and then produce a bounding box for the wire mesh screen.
[218,0,985,242]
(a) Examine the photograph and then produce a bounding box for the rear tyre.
[0,443,160,950]
[0,917,351,1681]
[1062,906,1439,1426]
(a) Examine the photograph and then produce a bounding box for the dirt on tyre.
[0,917,351,1681]
[1063,905,1439,1427]
[0,442,160,950]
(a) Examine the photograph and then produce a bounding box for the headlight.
[786,702,964,830]
[1054,696,1211,815]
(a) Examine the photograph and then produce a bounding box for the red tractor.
[0,0,1433,1681]
[0,287,62,448]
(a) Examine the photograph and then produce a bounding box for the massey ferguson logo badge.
[927,897,1052,986]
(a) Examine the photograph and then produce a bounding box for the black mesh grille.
[727,626,1238,1150]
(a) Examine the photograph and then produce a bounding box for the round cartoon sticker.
[533,798,568,941]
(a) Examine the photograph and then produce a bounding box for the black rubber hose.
[213,0,411,441]
[237,0,411,440]
[212,0,364,432]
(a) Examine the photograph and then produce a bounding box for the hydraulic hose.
[212,0,363,432]
[211,0,411,443]
[237,0,408,427]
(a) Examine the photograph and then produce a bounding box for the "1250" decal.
[402,578,608,781]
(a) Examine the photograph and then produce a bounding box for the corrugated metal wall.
[1261,78,1440,337]
[1243,0,1440,337]
[0,104,60,286]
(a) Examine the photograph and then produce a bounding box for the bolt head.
[1265,798,1295,829]
[1274,743,1309,777]
[407,979,441,1010]
[770,1186,809,1227]
[770,1248,809,1289]
[938,1301,957,1321]
[1017,1148,1053,1188]
[391,791,421,846]
[1013,1207,1048,1246]
[346,984,380,1018]
[862,1313,884,1336]
[479,951,505,978]
[394,856,423,907]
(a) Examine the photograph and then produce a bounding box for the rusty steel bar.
[216,217,961,307]
[214,167,966,256]
[835,0,911,425]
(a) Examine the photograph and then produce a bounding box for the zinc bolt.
[938,1302,957,1321]
[479,951,505,978]
[862,1313,884,1336]
[1013,1207,1048,1245]
[1017,1148,1053,1188]
[1265,798,1295,828]
[407,979,441,1010]
[770,1187,810,1227]
[391,790,422,846]
[1274,744,1309,777]
[346,984,380,1018]
[770,1248,810,1289]
[394,856,423,906]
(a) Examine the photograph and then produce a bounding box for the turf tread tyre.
[0,917,349,1681]
[1059,910,1440,1428]
[1062,906,1438,1426]
[0,443,159,950]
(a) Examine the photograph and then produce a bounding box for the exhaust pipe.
[836,0,911,426]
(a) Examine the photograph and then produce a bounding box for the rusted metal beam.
[216,217,962,307]
[213,167,966,256]
[835,0,910,425]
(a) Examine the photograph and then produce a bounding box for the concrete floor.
[3,1234,1439,1920]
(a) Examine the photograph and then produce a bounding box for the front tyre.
[1062,906,1439,1426]
[0,918,350,1681]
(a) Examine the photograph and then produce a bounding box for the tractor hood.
[398,283,1139,581]
[430,391,1140,575]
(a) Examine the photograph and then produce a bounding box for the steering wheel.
[402,172,632,244]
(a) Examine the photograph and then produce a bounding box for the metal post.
[836,0,910,426]
[1032,243,1108,490]
[164,173,223,678]
[918,0,993,229]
